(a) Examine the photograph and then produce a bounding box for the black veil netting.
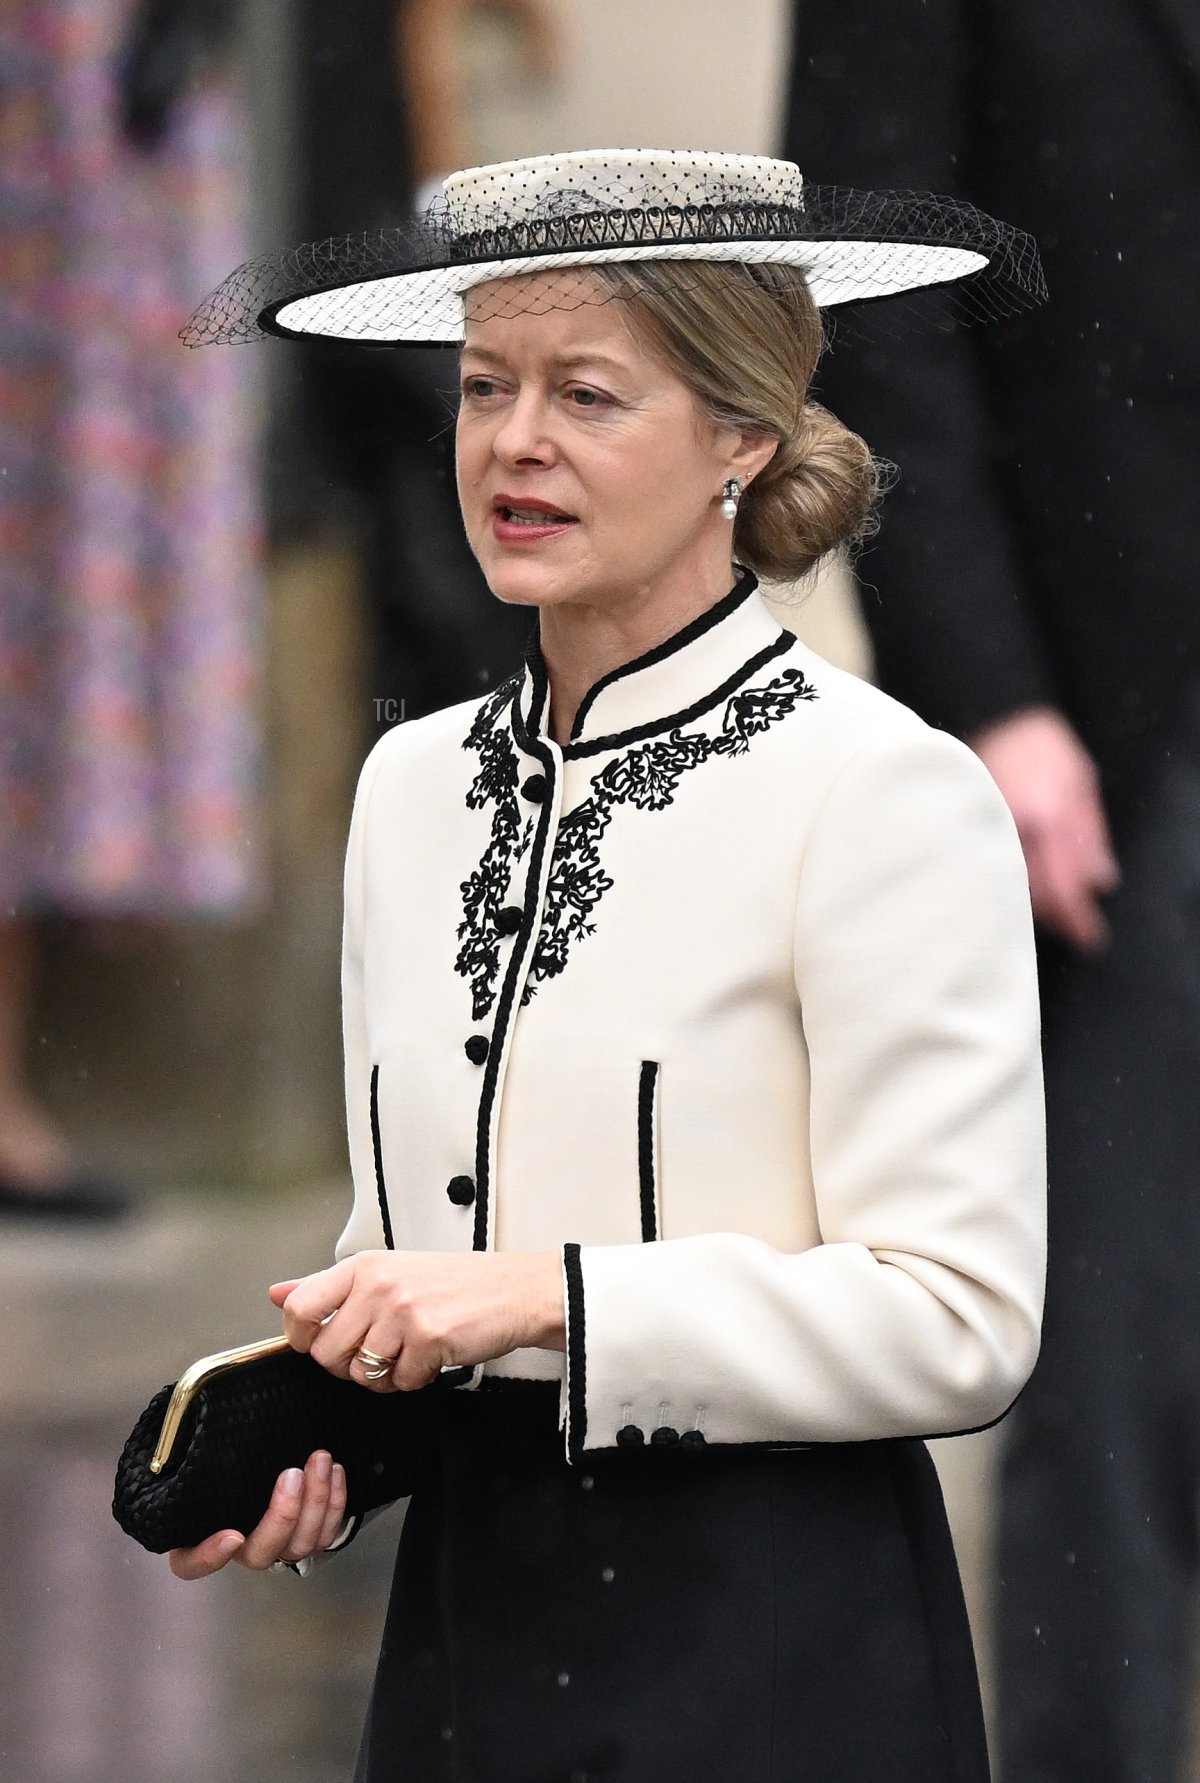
[180,151,1047,349]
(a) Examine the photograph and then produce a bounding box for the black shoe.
[0,1164,133,1221]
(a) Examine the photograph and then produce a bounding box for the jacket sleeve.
[283,723,413,1576]
[287,727,407,1576]
[559,724,1047,1459]
[784,0,1059,737]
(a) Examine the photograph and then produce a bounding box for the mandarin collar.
[511,567,786,758]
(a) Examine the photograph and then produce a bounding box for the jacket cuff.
[559,1241,711,1460]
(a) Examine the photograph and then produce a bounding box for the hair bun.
[737,402,881,583]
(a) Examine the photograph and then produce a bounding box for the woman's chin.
[481,555,580,610]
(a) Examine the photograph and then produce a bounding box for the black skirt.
[353,1382,990,1783]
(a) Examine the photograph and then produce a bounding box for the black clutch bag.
[112,1335,442,1554]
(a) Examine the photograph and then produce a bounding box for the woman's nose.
[492,392,555,466]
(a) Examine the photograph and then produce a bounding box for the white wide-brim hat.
[181,148,1045,348]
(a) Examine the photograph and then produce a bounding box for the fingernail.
[217,1533,243,1557]
[281,1468,304,1497]
[314,1451,332,1482]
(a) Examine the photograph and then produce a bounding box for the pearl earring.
[721,478,742,521]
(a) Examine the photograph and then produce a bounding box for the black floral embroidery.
[454,662,817,1019]
[521,664,817,1003]
[720,672,818,749]
[455,676,530,1021]
[594,730,710,809]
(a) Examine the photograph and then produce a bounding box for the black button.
[616,1424,645,1448]
[446,1174,476,1206]
[680,1430,707,1451]
[463,1034,489,1065]
[650,1426,680,1448]
[496,904,523,936]
[521,773,548,802]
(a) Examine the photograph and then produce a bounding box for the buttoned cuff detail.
[560,1241,709,1458]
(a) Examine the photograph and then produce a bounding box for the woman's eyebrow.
[550,350,633,375]
[459,346,634,377]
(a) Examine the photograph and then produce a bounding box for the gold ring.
[353,1347,397,1381]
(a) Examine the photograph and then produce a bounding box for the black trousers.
[995,695,1200,1783]
[353,1382,990,1783]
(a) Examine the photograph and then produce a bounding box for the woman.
[169,151,1047,1782]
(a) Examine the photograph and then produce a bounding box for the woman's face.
[455,271,745,615]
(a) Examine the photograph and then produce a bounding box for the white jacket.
[335,569,1046,1463]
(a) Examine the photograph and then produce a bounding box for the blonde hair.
[589,259,884,581]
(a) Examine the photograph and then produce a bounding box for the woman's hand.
[167,1449,348,1580]
[269,1249,567,1392]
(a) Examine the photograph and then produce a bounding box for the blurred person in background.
[0,0,264,1219]
[786,6,1200,1781]
[291,0,560,734]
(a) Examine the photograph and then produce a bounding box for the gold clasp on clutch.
[150,1334,292,1474]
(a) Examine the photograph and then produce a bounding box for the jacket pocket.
[369,1064,395,1249]
[638,1060,661,1242]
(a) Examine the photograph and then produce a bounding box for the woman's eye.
[462,377,497,399]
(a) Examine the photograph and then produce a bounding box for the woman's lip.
[491,512,579,544]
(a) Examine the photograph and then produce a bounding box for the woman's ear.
[733,429,781,485]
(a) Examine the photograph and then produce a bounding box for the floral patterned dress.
[0,0,265,920]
